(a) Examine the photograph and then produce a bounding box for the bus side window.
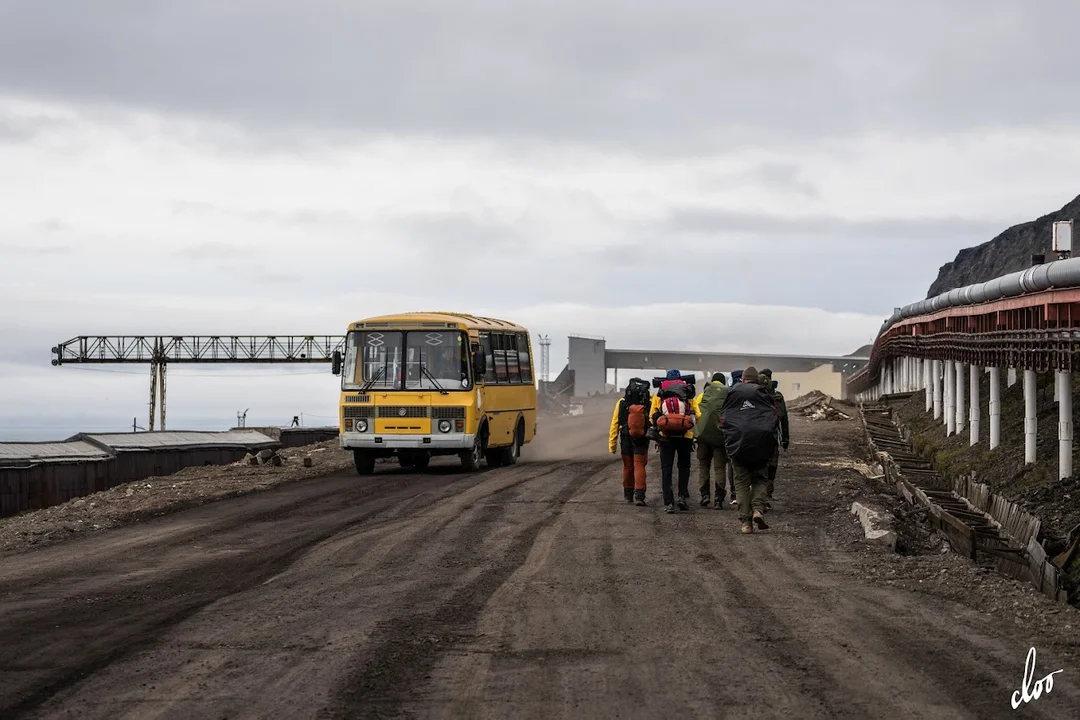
[481,333,497,383]
[505,333,521,383]
[493,334,508,382]
[516,332,532,382]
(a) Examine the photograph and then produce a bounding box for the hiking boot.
[753,510,769,530]
[741,522,753,534]
[624,488,634,504]
[677,497,689,512]
[714,497,724,509]
[665,504,676,514]
[635,496,647,507]
[729,497,738,506]
[700,495,711,507]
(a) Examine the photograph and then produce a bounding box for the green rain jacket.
[693,381,729,446]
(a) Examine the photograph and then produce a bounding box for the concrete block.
[303,456,313,468]
[850,501,898,551]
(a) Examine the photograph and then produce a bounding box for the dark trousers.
[659,437,693,505]
[765,447,780,497]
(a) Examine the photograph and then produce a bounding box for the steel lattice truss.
[51,336,347,365]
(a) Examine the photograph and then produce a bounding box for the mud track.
[1,412,1078,719]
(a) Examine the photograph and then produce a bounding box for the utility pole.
[148,337,167,431]
[237,408,249,428]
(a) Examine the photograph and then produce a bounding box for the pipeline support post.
[933,360,943,420]
[924,358,932,412]
[945,360,956,435]
[989,366,1001,450]
[969,365,981,446]
[1008,367,1018,388]
[1025,369,1037,464]
[1059,370,1072,480]
[955,361,967,433]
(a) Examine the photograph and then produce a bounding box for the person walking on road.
[609,377,652,506]
[651,369,698,514]
[726,369,743,507]
[719,366,781,534]
[758,368,790,507]
[693,372,729,508]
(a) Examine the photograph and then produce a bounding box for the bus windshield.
[342,330,470,391]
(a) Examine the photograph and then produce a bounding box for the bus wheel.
[354,450,376,475]
[460,435,483,472]
[411,452,430,470]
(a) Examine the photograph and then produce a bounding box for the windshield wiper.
[360,365,386,393]
[418,364,449,394]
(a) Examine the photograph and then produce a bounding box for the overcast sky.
[2,1,1079,439]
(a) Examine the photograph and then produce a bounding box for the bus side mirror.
[331,350,342,376]
[473,349,487,377]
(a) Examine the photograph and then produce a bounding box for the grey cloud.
[658,207,1003,248]
[5,242,73,255]
[701,163,820,198]
[0,1,1076,153]
[172,201,358,228]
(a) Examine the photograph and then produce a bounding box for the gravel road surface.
[1,409,1079,719]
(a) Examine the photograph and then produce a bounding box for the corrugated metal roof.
[82,430,278,451]
[0,441,112,466]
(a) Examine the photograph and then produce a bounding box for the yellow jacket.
[650,392,701,439]
[608,396,655,452]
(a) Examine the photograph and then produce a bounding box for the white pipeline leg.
[1025,369,1037,464]
[945,360,956,436]
[1059,370,1072,480]
[989,367,1001,450]
[1008,367,1018,387]
[933,360,943,420]
[969,365,981,446]
[955,362,967,433]
[924,359,932,412]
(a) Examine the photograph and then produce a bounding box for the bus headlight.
[357,419,369,433]
[438,419,452,433]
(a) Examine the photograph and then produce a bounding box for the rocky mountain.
[926,193,1080,298]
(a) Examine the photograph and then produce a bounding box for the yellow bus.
[331,312,537,474]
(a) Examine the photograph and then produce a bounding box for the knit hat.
[761,368,772,378]
[742,366,760,384]
[666,368,681,379]
[711,372,726,384]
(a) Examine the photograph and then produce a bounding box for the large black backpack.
[618,378,652,427]
[719,383,780,469]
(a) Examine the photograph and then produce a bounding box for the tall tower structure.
[537,334,551,383]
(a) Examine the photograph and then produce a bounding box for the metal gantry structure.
[537,334,551,383]
[51,336,346,431]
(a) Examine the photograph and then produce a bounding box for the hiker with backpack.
[650,369,698,514]
[759,369,790,506]
[724,369,744,507]
[609,377,653,506]
[718,366,781,534]
[693,372,729,508]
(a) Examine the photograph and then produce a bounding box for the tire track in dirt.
[0,472,463,718]
[319,459,611,719]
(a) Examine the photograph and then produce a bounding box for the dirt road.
[1,410,1079,719]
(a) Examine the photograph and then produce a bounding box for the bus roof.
[350,311,528,333]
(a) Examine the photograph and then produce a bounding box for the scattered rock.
[851,501,898,551]
[303,456,313,468]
